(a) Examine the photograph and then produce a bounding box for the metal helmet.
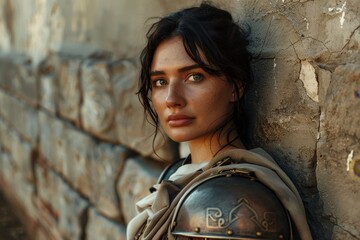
[171,170,292,240]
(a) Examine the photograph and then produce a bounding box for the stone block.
[35,164,61,215]
[57,57,82,124]
[39,110,96,197]
[90,143,127,219]
[0,150,14,185]
[0,54,38,106]
[0,117,35,210]
[58,179,89,240]
[0,119,34,182]
[0,116,12,151]
[39,111,67,173]
[111,60,177,161]
[35,164,89,240]
[0,148,36,221]
[39,74,57,113]
[317,63,360,239]
[11,171,36,220]
[63,124,96,197]
[86,208,126,240]
[9,128,33,182]
[38,55,62,114]
[0,90,39,143]
[80,58,117,141]
[39,110,131,219]
[117,157,163,223]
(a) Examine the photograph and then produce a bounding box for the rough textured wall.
[0,0,359,239]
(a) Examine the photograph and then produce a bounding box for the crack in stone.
[340,24,360,52]
[289,39,301,62]
[306,36,331,52]
[255,15,273,58]
[335,222,360,239]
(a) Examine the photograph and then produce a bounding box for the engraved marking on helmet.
[206,198,276,231]
[207,208,226,228]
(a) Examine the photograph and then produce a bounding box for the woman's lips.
[167,115,195,127]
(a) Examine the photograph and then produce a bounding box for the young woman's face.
[150,36,235,143]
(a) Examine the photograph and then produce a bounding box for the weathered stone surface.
[300,61,319,102]
[248,58,319,188]
[35,164,89,240]
[57,57,82,124]
[0,146,36,221]
[0,117,34,183]
[27,1,65,66]
[39,111,68,173]
[39,109,128,215]
[112,60,178,161]
[39,110,95,197]
[39,74,57,114]
[10,172,36,221]
[0,150,14,188]
[38,55,62,114]
[90,143,127,219]
[0,54,37,106]
[80,58,117,141]
[9,128,33,182]
[318,68,332,105]
[0,1,12,52]
[63,124,96,197]
[320,1,360,53]
[86,208,126,240]
[332,225,359,240]
[0,116,12,152]
[118,157,163,223]
[317,63,360,239]
[0,90,39,143]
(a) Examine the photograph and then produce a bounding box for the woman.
[127,2,312,240]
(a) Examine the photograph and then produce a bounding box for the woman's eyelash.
[188,73,204,81]
[152,79,167,87]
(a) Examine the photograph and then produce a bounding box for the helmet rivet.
[256,231,262,237]
[227,229,233,235]
[279,234,284,239]
[194,227,200,233]
[171,221,176,230]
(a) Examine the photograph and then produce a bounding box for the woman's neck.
[188,132,245,164]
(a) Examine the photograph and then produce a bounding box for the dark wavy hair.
[138,2,252,150]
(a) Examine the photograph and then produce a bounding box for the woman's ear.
[230,84,245,102]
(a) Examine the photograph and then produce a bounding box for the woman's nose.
[165,83,185,108]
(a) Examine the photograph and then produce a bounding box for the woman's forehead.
[151,36,208,72]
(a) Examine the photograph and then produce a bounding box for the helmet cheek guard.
[170,171,292,240]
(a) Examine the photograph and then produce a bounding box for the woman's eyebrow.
[150,64,201,77]
[150,70,164,76]
[178,64,201,72]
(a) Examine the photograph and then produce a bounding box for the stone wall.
[0,0,359,239]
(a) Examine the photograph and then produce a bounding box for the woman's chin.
[167,134,193,143]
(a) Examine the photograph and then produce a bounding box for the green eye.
[154,79,167,87]
[189,73,204,81]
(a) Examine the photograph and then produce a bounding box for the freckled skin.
[150,36,239,162]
